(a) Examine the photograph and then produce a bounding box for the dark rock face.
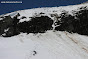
[55,7,88,35]
[0,16,13,35]
[0,6,88,37]
[0,15,53,37]
[1,13,20,37]
[73,8,88,35]
[55,13,74,33]
[17,16,53,33]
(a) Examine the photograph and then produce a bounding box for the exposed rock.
[0,15,13,35]
[18,16,53,33]
[21,16,26,19]
[55,12,74,33]
[1,13,20,37]
[0,6,88,37]
[55,7,88,35]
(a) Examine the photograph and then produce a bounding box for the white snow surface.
[0,31,88,59]
[17,3,88,22]
[1,3,88,22]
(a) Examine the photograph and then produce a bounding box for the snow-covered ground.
[0,2,88,59]
[0,31,88,59]
[17,3,88,22]
[1,3,88,22]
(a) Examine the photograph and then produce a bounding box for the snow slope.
[0,2,88,59]
[1,3,88,22]
[0,31,88,59]
[17,3,88,22]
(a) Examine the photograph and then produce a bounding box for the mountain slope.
[0,31,88,59]
[0,3,88,59]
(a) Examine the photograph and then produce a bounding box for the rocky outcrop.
[55,7,88,35]
[0,13,20,37]
[0,6,88,37]
[0,15,53,37]
[17,16,53,33]
[0,16,13,35]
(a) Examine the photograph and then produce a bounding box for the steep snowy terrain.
[0,2,88,59]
